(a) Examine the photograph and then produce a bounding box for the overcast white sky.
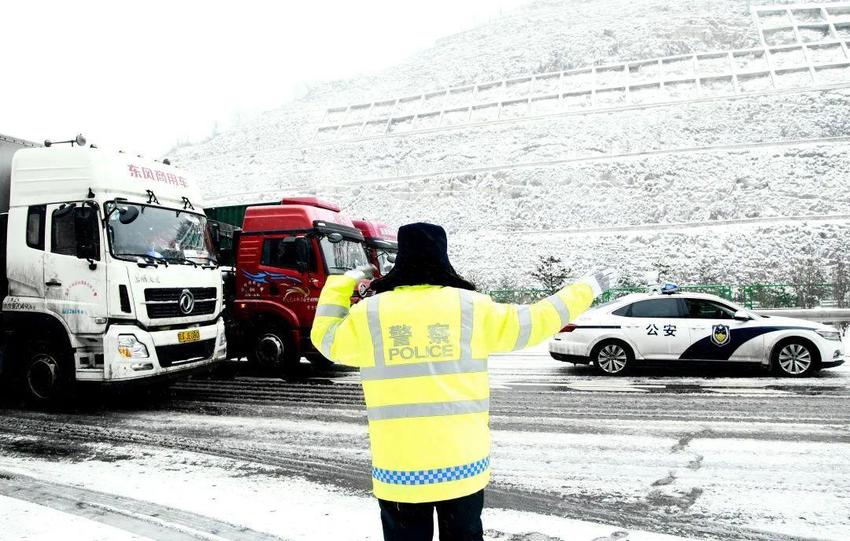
[2,1,532,157]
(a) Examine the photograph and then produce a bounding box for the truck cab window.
[51,207,77,256]
[262,238,313,270]
[26,205,46,250]
[51,205,101,259]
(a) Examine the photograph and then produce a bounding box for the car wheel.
[772,339,819,377]
[592,340,633,376]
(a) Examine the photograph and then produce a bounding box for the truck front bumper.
[99,318,227,382]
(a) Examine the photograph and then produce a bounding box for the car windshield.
[320,237,369,274]
[106,202,215,265]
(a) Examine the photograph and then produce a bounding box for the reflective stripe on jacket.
[310,277,594,503]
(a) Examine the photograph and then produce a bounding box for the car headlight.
[815,330,841,341]
[118,334,150,358]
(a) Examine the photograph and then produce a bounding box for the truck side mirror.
[118,205,139,224]
[209,222,221,249]
[327,232,343,244]
[74,206,100,265]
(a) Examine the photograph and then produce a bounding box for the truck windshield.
[320,238,369,274]
[376,248,397,275]
[106,202,215,265]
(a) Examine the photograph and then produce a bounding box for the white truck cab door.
[43,202,108,335]
[6,205,46,298]
[618,297,689,360]
[681,298,759,362]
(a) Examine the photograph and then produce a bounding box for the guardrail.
[314,3,850,142]
[487,281,848,311]
[752,3,850,48]
[316,52,850,142]
[755,308,850,323]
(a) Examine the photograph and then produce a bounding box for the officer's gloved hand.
[344,264,376,281]
[580,268,620,298]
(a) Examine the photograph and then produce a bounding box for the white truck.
[0,133,227,403]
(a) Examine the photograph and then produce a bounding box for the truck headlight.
[118,334,150,358]
[815,330,841,341]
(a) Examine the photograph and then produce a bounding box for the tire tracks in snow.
[645,429,713,513]
[0,470,281,541]
[0,410,816,541]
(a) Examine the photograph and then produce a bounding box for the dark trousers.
[378,490,484,541]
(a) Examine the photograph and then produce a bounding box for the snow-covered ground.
[1,346,848,540]
[0,495,149,541]
[0,445,688,541]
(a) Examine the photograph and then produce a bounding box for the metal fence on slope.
[315,3,850,142]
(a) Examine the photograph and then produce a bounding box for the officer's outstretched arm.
[310,275,369,367]
[484,269,618,354]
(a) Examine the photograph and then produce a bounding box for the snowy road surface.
[0,348,848,541]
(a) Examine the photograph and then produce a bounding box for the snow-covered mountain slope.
[172,0,850,289]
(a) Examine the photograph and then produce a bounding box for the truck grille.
[144,287,217,319]
[155,339,215,368]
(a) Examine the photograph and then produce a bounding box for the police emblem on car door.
[711,324,731,346]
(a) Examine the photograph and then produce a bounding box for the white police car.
[550,286,845,376]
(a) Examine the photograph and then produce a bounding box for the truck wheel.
[772,338,819,377]
[21,342,74,406]
[248,326,298,375]
[591,340,633,376]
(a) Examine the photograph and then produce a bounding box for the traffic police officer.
[311,222,618,541]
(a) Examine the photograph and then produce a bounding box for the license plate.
[178,329,201,343]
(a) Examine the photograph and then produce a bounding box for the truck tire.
[21,341,74,406]
[248,325,299,375]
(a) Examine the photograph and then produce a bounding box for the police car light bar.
[660,283,680,295]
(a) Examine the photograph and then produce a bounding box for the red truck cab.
[352,220,398,278]
[234,197,369,370]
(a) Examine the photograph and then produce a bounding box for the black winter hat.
[368,222,475,293]
[394,222,451,269]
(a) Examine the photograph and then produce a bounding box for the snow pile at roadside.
[0,495,150,541]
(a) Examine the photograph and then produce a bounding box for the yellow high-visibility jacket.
[310,277,594,503]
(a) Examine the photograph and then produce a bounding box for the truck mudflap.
[100,319,227,382]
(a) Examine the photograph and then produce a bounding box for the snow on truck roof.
[9,146,203,209]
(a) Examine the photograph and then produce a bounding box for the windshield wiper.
[165,256,199,267]
[117,252,169,267]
